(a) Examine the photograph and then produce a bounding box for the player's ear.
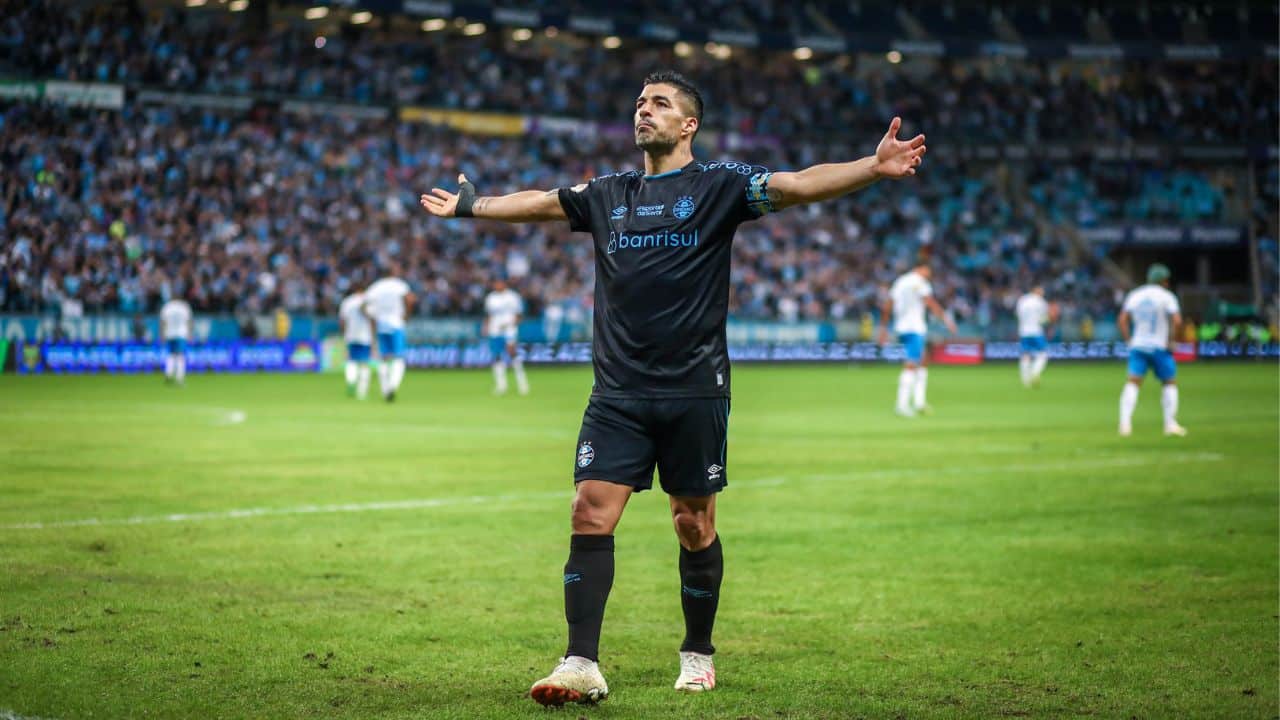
[683,115,698,139]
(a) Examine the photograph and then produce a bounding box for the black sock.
[679,535,723,655]
[563,534,615,662]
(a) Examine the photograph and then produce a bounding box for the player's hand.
[877,327,888,346]
[946,319,958,335]
[874,117,926,179]
[420,174,469,217]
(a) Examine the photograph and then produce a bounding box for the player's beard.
[635,126,676,154]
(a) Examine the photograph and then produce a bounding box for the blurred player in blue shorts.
[1015,285,1058,387]
[879,263,955,417]
[363,266,415,402]
[484,278,529,395]
[339,284,373,399]
[1117,264,1186,437]
[160,295,192,385]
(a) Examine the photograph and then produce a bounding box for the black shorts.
[573,396,730,496]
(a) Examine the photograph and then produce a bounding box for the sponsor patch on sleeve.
[745,171,775,216]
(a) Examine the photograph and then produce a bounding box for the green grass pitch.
[1,363,1276,719]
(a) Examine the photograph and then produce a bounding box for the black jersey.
[558,160,776,399]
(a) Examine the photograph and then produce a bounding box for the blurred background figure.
[159,293,191,385]
[1016,285,1058,388]
[364,268,415,402]
[339,283,373,399]
[484,278,528,396]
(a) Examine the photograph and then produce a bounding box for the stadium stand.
[0,0,1275,339]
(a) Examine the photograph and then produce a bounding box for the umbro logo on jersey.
[706,464,723,480]
[611,205,628,219]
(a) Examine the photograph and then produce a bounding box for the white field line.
[1,710,57,720]
[745,451,1226,486]
[1,452,1224,531]
[211,409,247,426]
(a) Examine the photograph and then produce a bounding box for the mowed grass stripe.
[0,363,1274,720]
[2,450,1228,531]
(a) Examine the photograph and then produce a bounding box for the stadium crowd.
[1,100,1231,326]
[0,0,1274,333]
[4,0,1276,144]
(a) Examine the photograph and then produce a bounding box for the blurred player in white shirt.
[1015,286,1058,388]
[879,264,956,417]
[339,286,374,399]
[484,278,529,395]
[1118,264,1186,437]
[363,268,416,402]
[159,296,192,385]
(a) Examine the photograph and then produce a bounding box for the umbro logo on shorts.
[706,464,722,480]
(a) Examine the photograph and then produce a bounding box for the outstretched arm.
[925,297,958,335]
[421,174,567,223]
[764,117,926,211]
[877,298,893,345]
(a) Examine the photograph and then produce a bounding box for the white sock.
[897,368,916,410]
[357,365,371,399]
[513,358,528,394]
[1161,385,1179,427]
[913,368,929,409]
[344,361,358,386]
[492,361,508,393]
[175,356,186,383]
[1019,356,1031,386]
[1032,352,1048,379]
[164,356,174,379]
[378,362,391,396]
[1120,383,1139,427]
[390,359,406,391]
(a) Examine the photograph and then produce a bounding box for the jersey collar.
[643,160,697,181]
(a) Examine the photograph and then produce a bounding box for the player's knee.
[570,495,615,535]
[671,509,714,550]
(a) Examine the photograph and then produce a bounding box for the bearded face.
[634,83,696,153]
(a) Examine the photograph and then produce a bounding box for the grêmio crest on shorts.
[558,160,777,399]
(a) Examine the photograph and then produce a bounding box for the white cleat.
[529,656,608,706]
[1119,421,1133,437]
[895,405,916,418]
[1163,422,1188,437]
[674,651,716,692]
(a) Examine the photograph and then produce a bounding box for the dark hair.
[642,70,704,128]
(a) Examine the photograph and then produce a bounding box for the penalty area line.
[1,453,1224,531]
[743,451,1226,486]
[2,490,571,530]
[1,710,59,720]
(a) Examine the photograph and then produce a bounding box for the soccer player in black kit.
[421,70,927,707]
